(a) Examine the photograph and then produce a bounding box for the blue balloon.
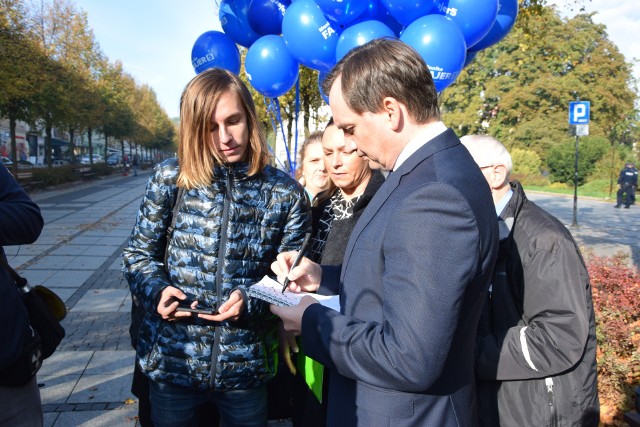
[318,71,329,104]
[463,50,477,68]
[245,35,299,98]
[282,0,339,72]
[248,0,291,35]
[350,0,403,36]
[335,20,395,61]
[378,0,436,26]
[400,14,466,92]
[191,31,241,74]
[315,0,368,26]
[434,0,498,49]
[469,0,518,51]
[219,0,261,48]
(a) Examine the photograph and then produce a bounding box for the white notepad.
[248,276,340,312]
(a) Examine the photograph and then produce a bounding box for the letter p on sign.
[569,101,590,125]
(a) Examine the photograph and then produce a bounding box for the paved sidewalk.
[7,173,147,426]
[4,176,637,426]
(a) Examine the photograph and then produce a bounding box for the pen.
[282,232,312,293]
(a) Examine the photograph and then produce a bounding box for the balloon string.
[292,78,300,176]
[273,97,294,176]
[263,97,288,172]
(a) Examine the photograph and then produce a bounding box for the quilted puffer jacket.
[123,158,310,391]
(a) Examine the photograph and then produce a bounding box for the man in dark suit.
[270,38,498,426]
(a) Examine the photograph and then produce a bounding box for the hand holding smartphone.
[175,303,218,316]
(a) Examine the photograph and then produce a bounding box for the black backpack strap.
[0,255,29,290]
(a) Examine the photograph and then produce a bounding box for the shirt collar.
[495,188,513,217]
[393,121,447,171]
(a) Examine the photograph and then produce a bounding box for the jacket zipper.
[546,377,558,427]
[210,167,232,389]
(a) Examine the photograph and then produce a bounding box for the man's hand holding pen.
[270,249,324,335]
[271,250,322,294]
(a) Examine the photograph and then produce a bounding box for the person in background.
[271,38,498,426]
[296,132,329,202]
[0,164,45,426]
[615,161,638,208]
[630,162,638,205]
[123,68,310,427]
[309,118,385,266]
[460,135,599,427]
[132,154,140,177]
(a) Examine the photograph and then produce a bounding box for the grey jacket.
[123,158,310,391]
[476,181,599,427]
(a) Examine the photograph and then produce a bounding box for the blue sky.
[76,0,222,118]
[76,0,639,119]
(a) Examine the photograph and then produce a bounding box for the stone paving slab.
[45,405,138,427]
[73,289,130,312]
[40,351,94,377]
[68,373,134,404]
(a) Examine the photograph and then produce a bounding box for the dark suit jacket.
[301,128,498,426]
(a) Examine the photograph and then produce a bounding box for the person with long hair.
[123,68,310,427]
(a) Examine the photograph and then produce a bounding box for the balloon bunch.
[192,0,518,96]
[190,0,519,174]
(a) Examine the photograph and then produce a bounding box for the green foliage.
[578,178,615,199]
[511,148,541,175]
[546,136,609,184]
[31,165,80,187]
[585,253,640,423]
[1,0,175,167]
[441,7,638,157]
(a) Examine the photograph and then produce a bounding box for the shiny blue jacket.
[123,158,310,391]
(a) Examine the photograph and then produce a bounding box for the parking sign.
[569,101,590,125]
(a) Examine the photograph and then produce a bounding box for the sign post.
[568,100,590,227]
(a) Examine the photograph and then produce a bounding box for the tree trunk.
[45,125,53,168]
[69,127,75,162]
[9,116,18,175]
[88,128,93,165]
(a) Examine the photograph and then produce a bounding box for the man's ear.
[382,97,402,131]
[490,164,509,190]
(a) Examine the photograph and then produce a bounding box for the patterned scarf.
[310,191,363,262]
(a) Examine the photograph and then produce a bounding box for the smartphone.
[175,304,218,315]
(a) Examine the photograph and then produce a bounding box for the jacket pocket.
[355,382,414,419]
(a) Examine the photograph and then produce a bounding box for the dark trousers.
[617,184,634,207]
[132,363,220,427]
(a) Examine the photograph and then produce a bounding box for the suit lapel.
[340,129,460,281]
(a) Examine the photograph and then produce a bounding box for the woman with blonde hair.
[124,68,310,427]
[296,132,329,201]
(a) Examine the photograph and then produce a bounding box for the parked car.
[79,154,104,165]
[106,154,121,165]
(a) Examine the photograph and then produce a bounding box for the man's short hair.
[322,38,439,124]
[460,135,513,181]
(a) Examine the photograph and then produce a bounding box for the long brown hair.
[177,68,269,189]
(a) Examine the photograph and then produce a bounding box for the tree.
[27,0,102,166]
[96,60,136,160]
[440,7,638,168]
[546,136,609,184]
[0,0,44,173]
